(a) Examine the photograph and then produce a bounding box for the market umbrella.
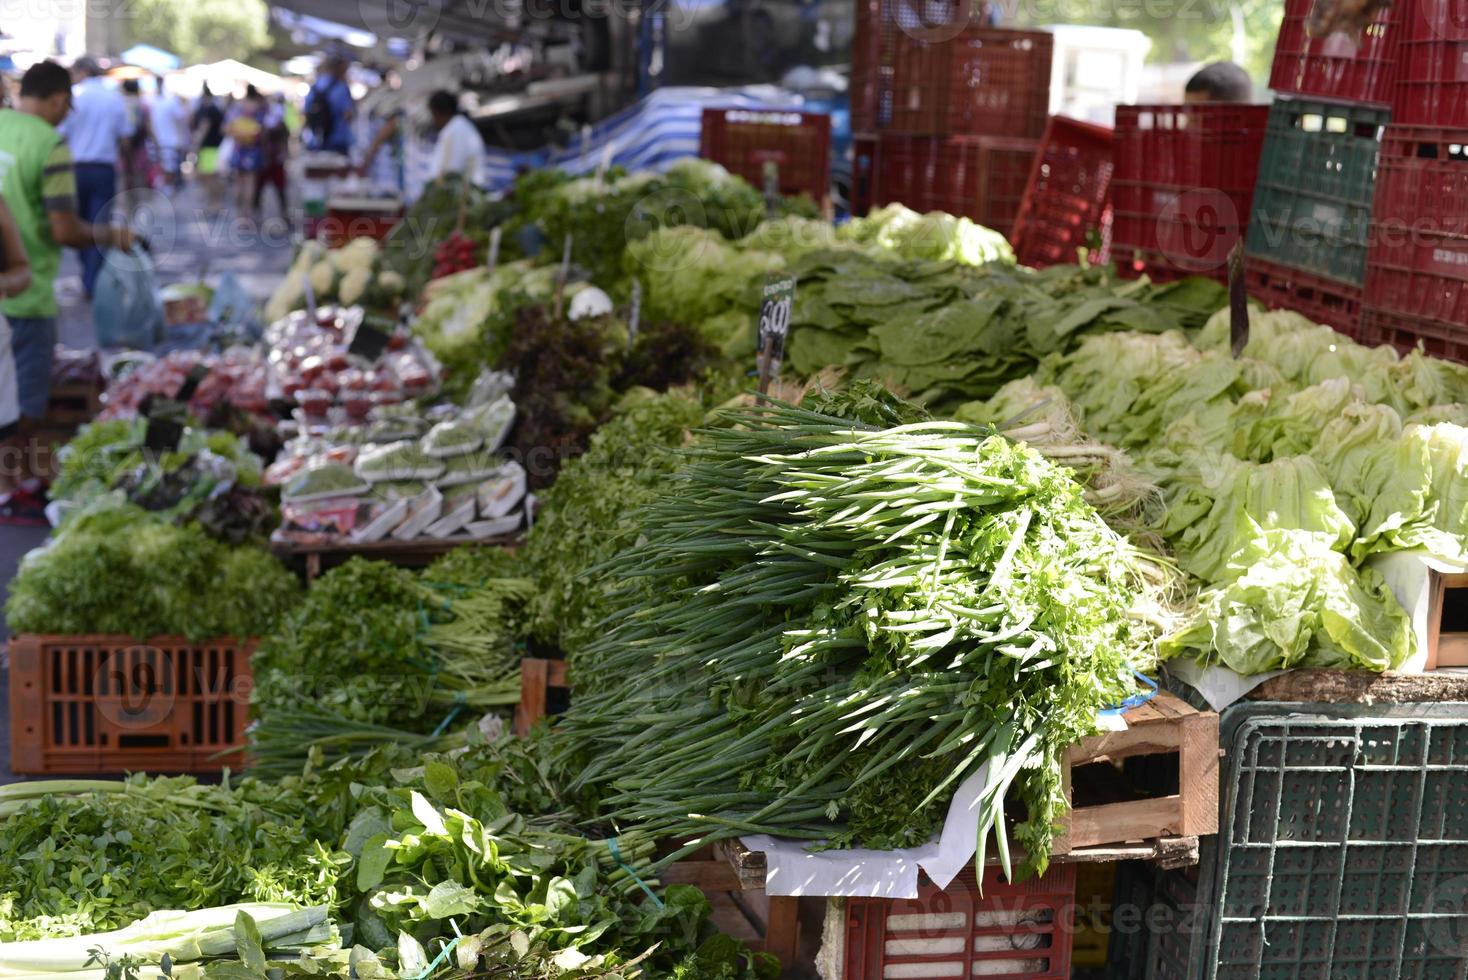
[121,43,181,74]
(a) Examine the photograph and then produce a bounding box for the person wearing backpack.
[303,56,354,155]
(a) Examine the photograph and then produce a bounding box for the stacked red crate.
[844,864,1076,979]
[1011,116,1116,268]
[1269,0,1400,106]
[1363,124,1468,361]
[1111,104,1270,282]
[849,0,1054,232]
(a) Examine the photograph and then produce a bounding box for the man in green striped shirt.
[0,60,133,423]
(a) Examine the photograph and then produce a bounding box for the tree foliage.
[126,0,270,66]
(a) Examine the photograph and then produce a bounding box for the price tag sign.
[486,226,502,276]
[301,264,319,322]
[553,233,573,319]
[628,279,642,344]
[756,274,796,396]
[596,143,614,186]
[347,320,392,361]
[174,362,210,403]
[762,160,781,219]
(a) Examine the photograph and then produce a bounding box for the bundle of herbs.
[559,398,1176,878]
[3,507,298,641]
[0,777,343,943]
[520,388,708,652]
[247,558,532,778]
[501,306,727,490]
[0,748,775,980]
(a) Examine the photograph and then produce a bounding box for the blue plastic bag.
[93,246,165,350]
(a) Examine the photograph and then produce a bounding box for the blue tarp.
[479,85,804,193]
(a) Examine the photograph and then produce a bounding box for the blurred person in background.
[191,83,226,215]
[426,90,485,187]
[0,194,32,496]
[117,78,153,214]
[225,85,268,218]
[1184,62,1253,102]
[254,93,291,224]
[0,61,133,465]
[150,75,190,194]
[304,56,354,156]
[57,56,132,298]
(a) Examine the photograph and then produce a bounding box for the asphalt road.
[0,178,297,784]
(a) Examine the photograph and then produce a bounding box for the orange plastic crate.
[7,635,254,774]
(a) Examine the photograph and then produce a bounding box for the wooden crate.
[45,381,102,428]
[513,657,569,736]
[272,535,520,583]
[1054,691,1219,853]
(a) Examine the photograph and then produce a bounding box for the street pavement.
[0,179,298,782]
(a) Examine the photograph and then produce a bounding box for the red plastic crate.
[699,108,832,204]
[1366,124,1468,329]
[934,135,1042,235]
[1011,116,1114,268]
[1269,0,1400,105]
[1394,0,1468,127]
[1364,230,1468,326]
[871,133,941,212]
[1371,125,1468,239]
[1359,305,1468,362]
[941,29,1053,138]
[850,0,1052,138]
[852,134,878,216]
[8,635,254,775]
[844,864,1076,979]
[1111,104,1271,281]
[872,133,1040,234]
[1246,254,1363,332]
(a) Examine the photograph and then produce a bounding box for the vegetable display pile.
[964,307,1468,674]
[558,395,1175,877]
[519,387,708,651]
[50,420,274,543]
[499,305,720,489]
[0,748,776,979]
[0,777,341,943]
[4,507,298,641]
[247,557,532,777]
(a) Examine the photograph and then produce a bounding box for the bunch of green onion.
[559,402,1175,878]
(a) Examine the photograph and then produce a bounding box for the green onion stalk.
[556,402,1178,880]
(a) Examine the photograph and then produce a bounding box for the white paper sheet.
[741,763,989,899]
[1166,659,1285,712]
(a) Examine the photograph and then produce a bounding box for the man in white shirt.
[148,75,190,193]
[56,56,132,297]
[427,90,485,188]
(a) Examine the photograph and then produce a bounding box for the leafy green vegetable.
[1161,528,1414,673]
[0,778,344,942]
[559,399,1174,878]
[521,387,707,650]
[4,508,298,640]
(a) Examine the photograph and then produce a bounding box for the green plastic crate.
[1245,97,1389,287]
[1204,704,1468,980]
